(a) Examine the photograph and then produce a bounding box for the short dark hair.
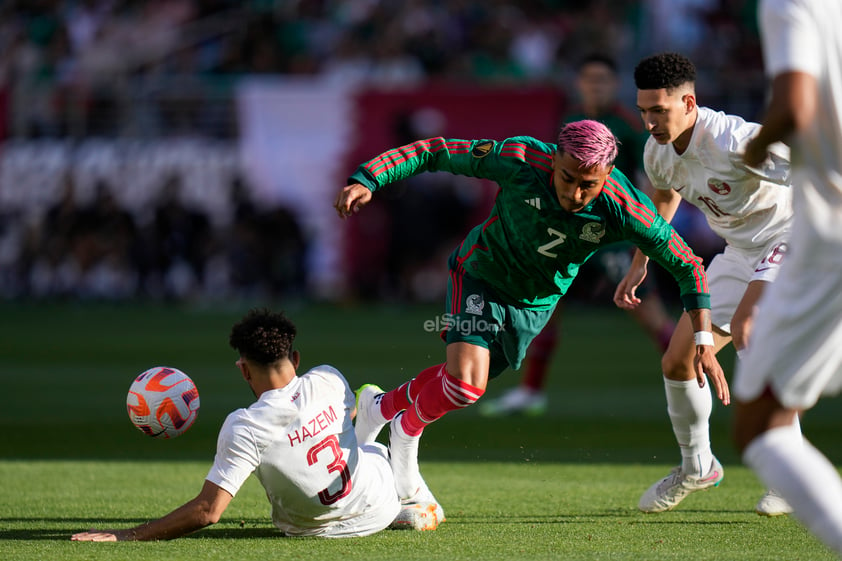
[229,308,297,365]
[634,52,696,91]
[578,53,617,74]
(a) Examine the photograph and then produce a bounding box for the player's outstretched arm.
[687,308,730,405]
[71,480,233,542]
[334,183,373,219]
[614,250,649,310]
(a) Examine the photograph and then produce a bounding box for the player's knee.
[445,362,488,391]
[445,345,490,390]
[661,350,694,381]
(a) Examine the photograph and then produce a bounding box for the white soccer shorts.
[706,237,788,333]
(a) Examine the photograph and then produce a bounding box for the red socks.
[380,363,445,420]
[380,363,485,437]
[401,369,484,436]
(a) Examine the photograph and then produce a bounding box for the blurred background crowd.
[0,0,756,303]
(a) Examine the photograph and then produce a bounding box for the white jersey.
[206,365,399,537]
[734,0,842,408]
[761,0,842,263]
[644,106,793,249]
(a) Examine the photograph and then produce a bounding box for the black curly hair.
[229,308,297,365]
[634,52,696,91]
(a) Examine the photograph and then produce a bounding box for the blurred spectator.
[29,178,138,299]
[641,0,717,54]
[227,175,308,300]
[259,206,308,299]
[0,209,26,296]
[27,171,80,297]
[146,173,212,299]
[320,31,372,86]
[368,26,425,86]
[79,180,139,298]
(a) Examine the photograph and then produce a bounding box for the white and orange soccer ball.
[126,366,200,438]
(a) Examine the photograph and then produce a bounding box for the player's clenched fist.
[334,183,372,219]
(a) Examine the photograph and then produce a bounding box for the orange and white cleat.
[389,501,445,531]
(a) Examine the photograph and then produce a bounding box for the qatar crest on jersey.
[471,140,495,158]
[707,178,732,195]
[579,222,606,243]
[465,294,484,315]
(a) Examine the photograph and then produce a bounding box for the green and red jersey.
[348,135,709,311]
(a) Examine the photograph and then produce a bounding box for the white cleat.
[477,387,547,417]
[755,489,793,517]
[389,412,424,500]
[389,471,445,531]
[389,501,445,531]
[354,384,387,445]
[639,457,724,513]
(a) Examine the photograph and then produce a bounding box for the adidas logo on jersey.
[524,197,542,209]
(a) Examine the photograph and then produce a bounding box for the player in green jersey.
[479,53,677,417]
[335,119,726,503]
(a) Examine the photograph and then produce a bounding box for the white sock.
[390,415,423,500]
[744,425,842,555]
[663,376,713,477]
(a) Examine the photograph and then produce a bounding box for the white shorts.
[733,250,842,410]
[707,238,789,333]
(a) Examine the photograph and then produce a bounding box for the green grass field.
[1,300,840,560]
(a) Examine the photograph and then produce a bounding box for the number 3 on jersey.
[307,434,352,505]
[537,228,567,258]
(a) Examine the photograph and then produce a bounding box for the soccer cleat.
[477,387,547,417]
[638,457,724,513]
[389,413,424,500]
[389,469,446,531]
[354,384,387,445]
[755,489,793,517]
[389,501,445,531]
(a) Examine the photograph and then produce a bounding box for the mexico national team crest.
[471,140,494,158]
[465,294,484,315]
[579,222,606,243]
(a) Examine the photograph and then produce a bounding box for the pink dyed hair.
[556,120,618,170]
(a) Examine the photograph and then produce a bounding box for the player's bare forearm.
[71,481,232,542]
[134,500,215,540]
[686,308,712,333]
[72,502,211,542]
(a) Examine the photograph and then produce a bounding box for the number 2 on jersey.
[537,228,567,258]
[306,434,352,505]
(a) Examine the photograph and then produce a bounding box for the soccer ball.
[127,366,200,438]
